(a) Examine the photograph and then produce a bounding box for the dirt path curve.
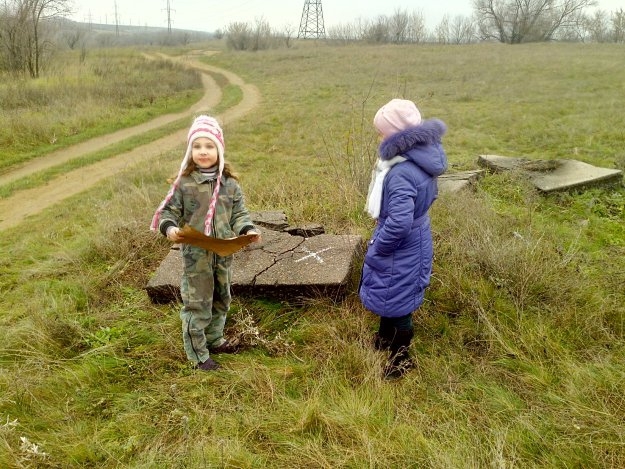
[0,52,260,232]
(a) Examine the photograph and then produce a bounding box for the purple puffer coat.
[359,119,447,317]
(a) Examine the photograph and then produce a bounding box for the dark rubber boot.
[383,327,414,380]
[373,322,394,351]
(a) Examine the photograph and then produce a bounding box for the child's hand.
[247,230,262,243]
[166,226,182,243]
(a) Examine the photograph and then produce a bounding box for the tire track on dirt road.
[0,55,260,232]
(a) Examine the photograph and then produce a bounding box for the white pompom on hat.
[373,98,422,139]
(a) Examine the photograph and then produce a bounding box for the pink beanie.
[150,115,226,235]
[373,99,422,139]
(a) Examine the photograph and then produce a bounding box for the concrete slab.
[478,155,623,193]
[145,213,364,304]
[233,231,363,299]
[438,170,484,193]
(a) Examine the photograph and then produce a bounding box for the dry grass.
[0,48,203,170]
[0,42,624,467]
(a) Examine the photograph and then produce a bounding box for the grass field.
[0,41,624,468]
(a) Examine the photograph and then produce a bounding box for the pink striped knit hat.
[150,115,225,235]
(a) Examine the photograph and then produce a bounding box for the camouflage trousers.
[180,246,232,365]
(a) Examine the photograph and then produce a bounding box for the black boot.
[373,321,394,351]
[383,327,414,380]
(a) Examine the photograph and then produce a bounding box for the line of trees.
[321,4,625,45]
[218,19,296,51]
[475,0,594,43]
[220,4,624,51]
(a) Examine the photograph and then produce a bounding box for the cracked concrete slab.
[478,155,623,193]
[145,214,364,303]
[233,231,363,299]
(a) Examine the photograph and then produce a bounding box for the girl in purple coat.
[359,99,448,379]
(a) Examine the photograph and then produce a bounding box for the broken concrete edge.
[437,169,485,194]
[250,211,327,238]
[477,154,530,173]
[536,175,624,194]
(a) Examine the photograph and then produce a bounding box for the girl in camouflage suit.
[151,115,260,371]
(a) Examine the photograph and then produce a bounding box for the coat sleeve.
[373,170,416,256]
[157,185,184,234]
[229,181,255,235]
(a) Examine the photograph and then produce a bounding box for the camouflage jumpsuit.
[158,171,255,365]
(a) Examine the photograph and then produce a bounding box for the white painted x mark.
[295,247,332,263]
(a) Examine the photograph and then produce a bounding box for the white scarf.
[365,155,406,219]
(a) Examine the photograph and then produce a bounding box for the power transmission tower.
[164,0,175,33]
[114,1,119,37]
[298,0,326,39]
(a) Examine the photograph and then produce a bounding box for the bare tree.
[62,26,84,49]
[406,10,427,43]
[280,24,295,48]
[0,0,71,77]
[253,17,273,51]
[435,15,451,44]
[1,1,29,73]
[450,15,477,43]
[473,0,597,43]
[389,8,410,43]
[326,22,357,43]
[30,0,71,76]
[612,8,625,42]
[225,22,251,51]
[363,16,391,43]
[224,19,278,51]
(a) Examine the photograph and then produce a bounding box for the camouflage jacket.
[158,171,255,241]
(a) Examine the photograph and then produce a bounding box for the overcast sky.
[69,0,623,33]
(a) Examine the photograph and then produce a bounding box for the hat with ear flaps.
[150,115,225,236]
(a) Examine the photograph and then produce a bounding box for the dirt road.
[0,52,260,232]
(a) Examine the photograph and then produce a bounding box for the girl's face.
[191,137,219,169]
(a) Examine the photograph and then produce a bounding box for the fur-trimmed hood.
[378,118,447,177]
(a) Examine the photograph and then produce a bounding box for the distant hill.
[53,17,214,46]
